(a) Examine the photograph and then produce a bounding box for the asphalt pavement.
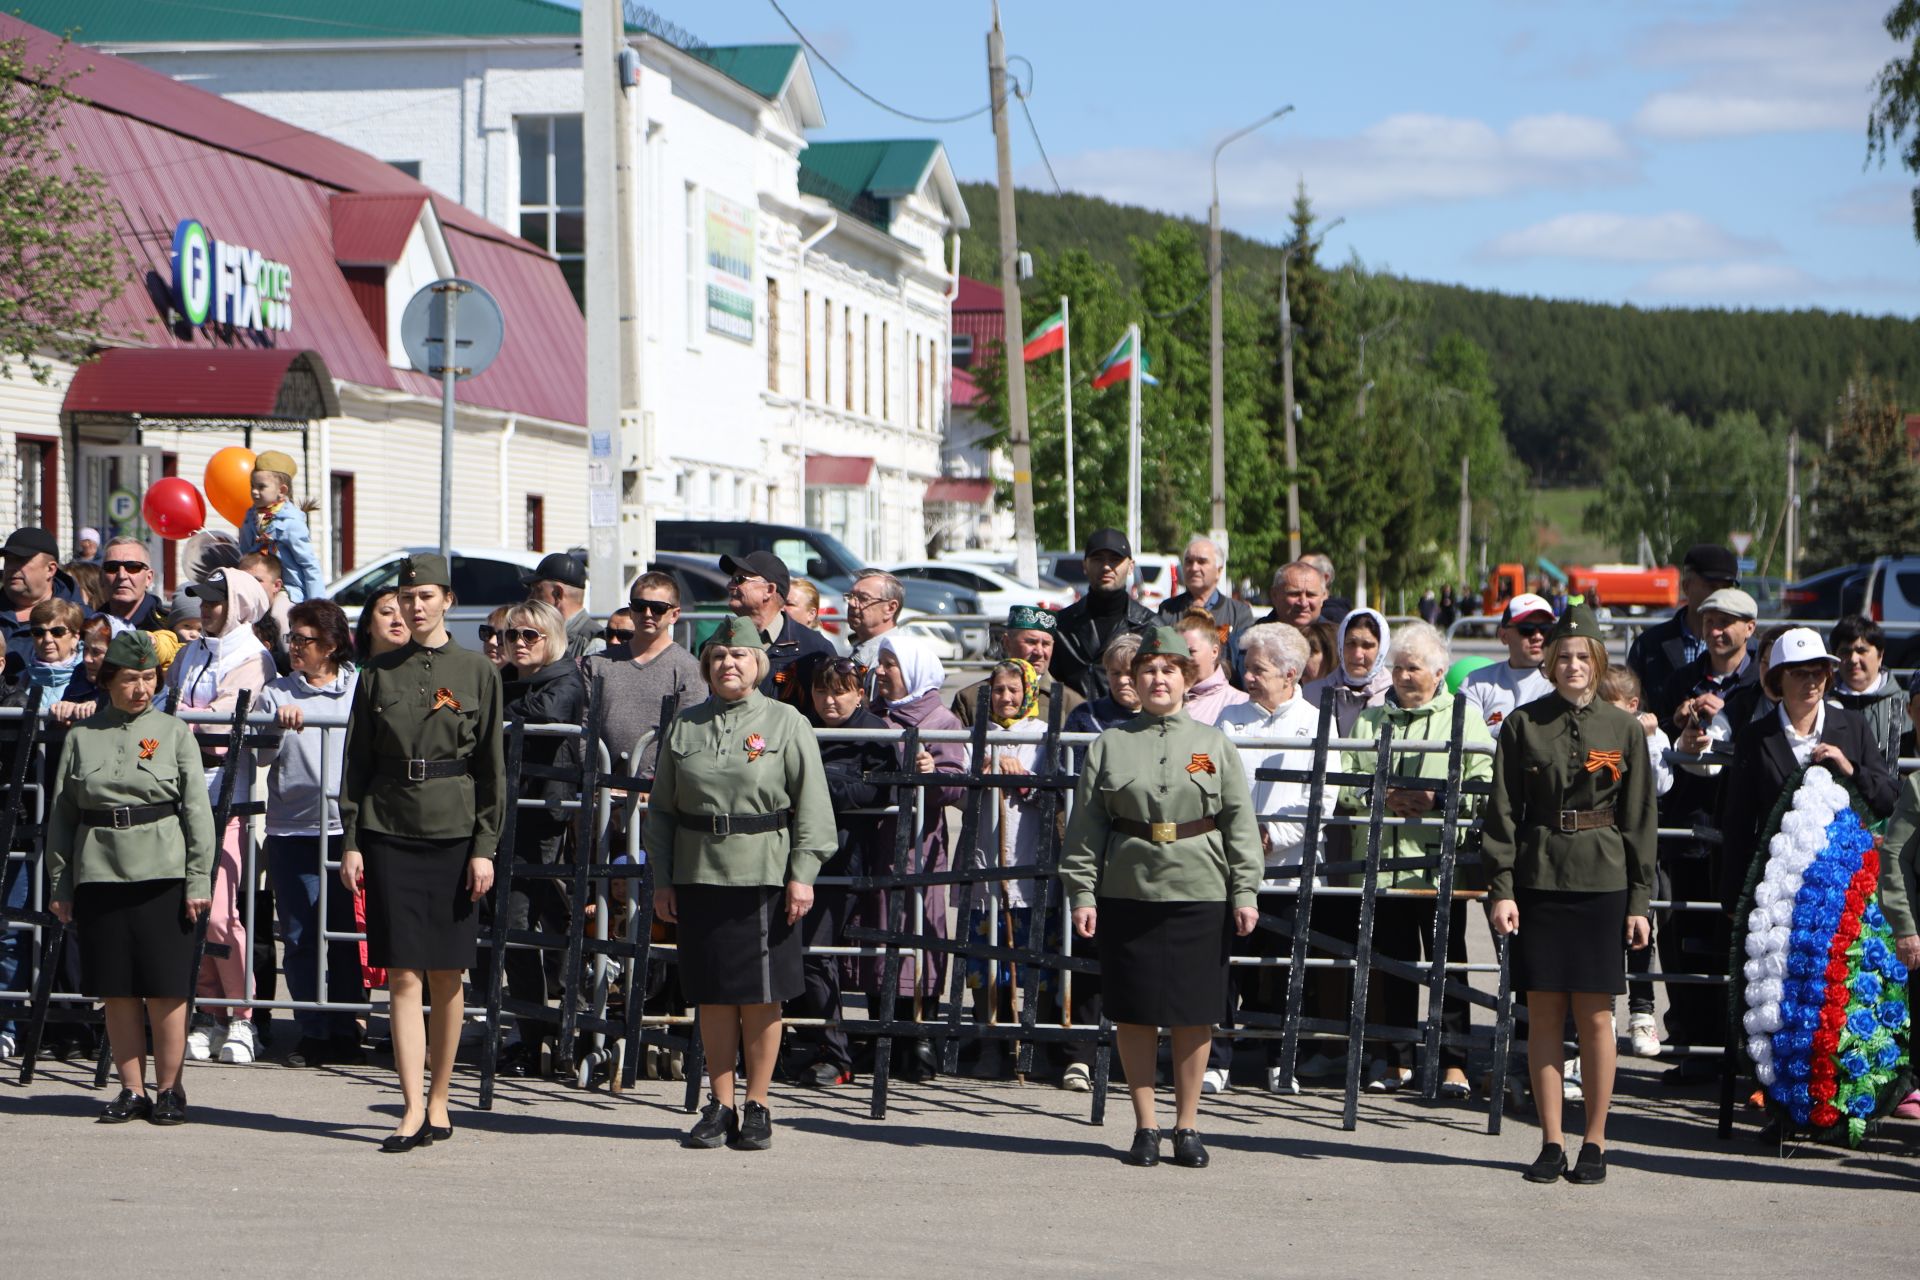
[2,1050,1914,1277]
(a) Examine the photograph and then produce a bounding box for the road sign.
[402,279,504,377]
[1738,557,1757,575]
[107,489,138,522]
[1729,530,1754,556]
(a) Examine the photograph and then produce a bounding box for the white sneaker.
[0,1030,15,1060]
[1060,1063,1092,1093]
[217,1019,257,1064]
[1562,1055,1583,1101]
[1628,1012,1661,1058]
[1267,1065,1300,1095]
[1201,1068,1230,1094]
[186,1016,224,1062]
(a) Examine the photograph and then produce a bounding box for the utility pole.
[1456,455,1470,587]
[581,0,626,614]
[1209,106,1290,560]
[1785,428,1799,583]
[988,4,1037,585]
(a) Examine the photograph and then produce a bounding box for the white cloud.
[1822,181,1913,227]
[1482,211,1777,262]
[1632,0,1889,139]
[1036,112,1635,218]
[1634,260,1819,301]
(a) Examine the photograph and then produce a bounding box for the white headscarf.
[878,631,945,703]
[1335,607,1392,690]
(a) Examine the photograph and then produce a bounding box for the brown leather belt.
[1557,806,1615,833]
[677,809,791,836]
[1112,816,1218,844]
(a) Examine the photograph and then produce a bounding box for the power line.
[765,0,997,125]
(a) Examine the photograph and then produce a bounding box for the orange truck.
[1483,562,1680,615]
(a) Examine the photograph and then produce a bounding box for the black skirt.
[1513,887,1629,994]
[361,831,479,971]
[1096,897,1231,1027]
[74,879,194,999]
[675,883,803,1005]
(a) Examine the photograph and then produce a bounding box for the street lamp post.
[1280,215,1342,564]
[1209,106,1291,561]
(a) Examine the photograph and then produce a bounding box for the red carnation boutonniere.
[138,738,158,761]
[745,733,767,763]
[1186,752,1215,775]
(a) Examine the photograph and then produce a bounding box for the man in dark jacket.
[721,550,833,701]
[97,535,167,631]
[1628,543,1740,708]
[0,527,82,667]
[1048,529,1156,702]
[1158,536,1253,630]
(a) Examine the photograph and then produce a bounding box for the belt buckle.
[111,806,131,830]
[713,813,731,837]
[1558,809,1577,833]
[408,758,427,782]
[1150,821,1178,843]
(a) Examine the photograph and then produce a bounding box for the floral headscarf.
[990,657,1040,727]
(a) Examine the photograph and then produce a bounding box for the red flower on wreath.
[1826,959,1851,985]
[1814,1028,1840,1056]
[1812,1102,1843,1128]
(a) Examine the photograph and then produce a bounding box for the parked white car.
[1131,554,1181,611]
[888,559,1071,620]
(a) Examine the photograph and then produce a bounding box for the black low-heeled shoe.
[1565,1143,1606,1184]
[98,1088,151,1124]
[379,1125,434,1154]
[148,1087,187,1126]
[1123,1127,1161,1166]
[427,1124,453,1142]
[1523,1142,1566,1183]
[1171,1128,1210,1169]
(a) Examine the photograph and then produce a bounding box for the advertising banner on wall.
[704,192,755,343]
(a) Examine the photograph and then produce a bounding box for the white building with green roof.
[25,0,975,568]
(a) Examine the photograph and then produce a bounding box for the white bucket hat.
[1768,627,1839,671]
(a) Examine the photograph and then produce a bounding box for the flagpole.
[1061,295,1075,554]
[1126,320,1141,559]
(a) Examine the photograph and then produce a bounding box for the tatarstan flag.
[1022,309,1066,360]
[1091,330,1158,389]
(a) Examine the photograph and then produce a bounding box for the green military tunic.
[1337,687,1495,888]
[1875,773,1920,937]
[1480,693,1660,916]
[339,638,505,854]
[45,703,218,904]
[1061,709,1264,909]
[644,689,835,887]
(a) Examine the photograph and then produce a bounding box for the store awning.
[63,348,341,420]
[805,454,875,487]
[925,477,994,505]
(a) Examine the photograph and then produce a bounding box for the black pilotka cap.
[1084,528,1131,559]
[1681,543,1738,583]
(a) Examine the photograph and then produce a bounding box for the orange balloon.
[203,446,256,528]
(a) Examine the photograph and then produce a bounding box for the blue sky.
[672,0,1920,316]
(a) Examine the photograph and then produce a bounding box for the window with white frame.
[516,115,584,307]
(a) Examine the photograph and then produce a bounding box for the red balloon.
[142,477,206,540]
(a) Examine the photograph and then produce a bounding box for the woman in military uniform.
[45,631,217,1125]
[1482,601,1657,1185]
[647,616,835,1152]
[1062,627,1262,1169]
[339,553,505,1153]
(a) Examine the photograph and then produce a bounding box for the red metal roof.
[955,276,1002,313]
[331,193,428,266]
[65,348,342,418]
[951,366,983,409]
[7,15,584,427]
[805,455,875,486]
[925,477,993,505]
[953,276,1005,352]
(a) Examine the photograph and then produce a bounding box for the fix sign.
[170,219,294,333]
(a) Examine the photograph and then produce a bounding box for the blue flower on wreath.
[1841,1050,1872,1078]
[1876,1039,1903,1070]
[1790,1028,1818,1056]
[1791,1103,1813,1125]
[1864,938,1894,971]
[1847,1091,1877,1119]
[1848,1009,1880,1038]
[1855,971,1884,1004]
[1877,1000,1908,1031]
[1789,1083,1812,1107]
[1865,902,1888,931]
[1884,957,1911,985]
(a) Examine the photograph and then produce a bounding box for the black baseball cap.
[1681,543,1738,583]
[719,551,792,598]
[1084,528,1132,560]
[2,527,57,560]
[524,551,587,590]
[185,575,229,605]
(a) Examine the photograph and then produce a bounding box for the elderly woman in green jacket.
[1482,602,1657,1185]
[1338,620,1495,1098]
[1062,627,1263,1170]
[46,631,217,1125]
[648,616,835,1152]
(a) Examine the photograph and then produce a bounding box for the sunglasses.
[477,625,501,643]
[728,574,766,588]
[502,627,545,646]
[604,627,635,644]
[101,559,151,575]
[627,599,675,617]
[28,625,71,639]
[1513,624,1553,639]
